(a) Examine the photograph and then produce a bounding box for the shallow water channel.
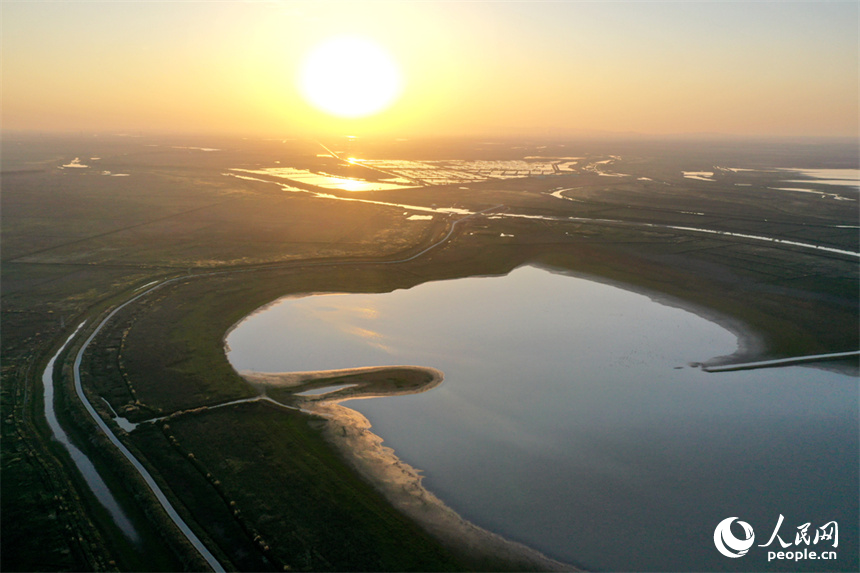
[226,265,858,571]
[42,324,139,542]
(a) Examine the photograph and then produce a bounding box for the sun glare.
[298,36,402,119]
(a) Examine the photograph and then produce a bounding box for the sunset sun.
[298,36,402,119]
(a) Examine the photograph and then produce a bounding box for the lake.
[226,265,858,571]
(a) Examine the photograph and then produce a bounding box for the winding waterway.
[42,322,139,542]
[43,283,225,571]
[225,172,860,258]
[227,265,858,571]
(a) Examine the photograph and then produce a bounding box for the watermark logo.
[714,517,755,558]
[713,515,838,562]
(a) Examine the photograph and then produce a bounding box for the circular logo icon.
[714,517,756,558]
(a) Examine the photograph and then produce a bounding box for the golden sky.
[3,1,858,138]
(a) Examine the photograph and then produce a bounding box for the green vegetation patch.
[130,422,277,571]
[153,401,479,572]
[0,434,82,572]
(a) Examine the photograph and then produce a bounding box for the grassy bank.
[86,214,856,569]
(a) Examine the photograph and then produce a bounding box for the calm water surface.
[227,265,858,571]
[42,324,139,542]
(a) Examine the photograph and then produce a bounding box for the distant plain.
[2,133,857,571]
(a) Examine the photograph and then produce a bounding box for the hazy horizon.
[3,1,858,139]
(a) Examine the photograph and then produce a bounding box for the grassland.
[2,133,857,571]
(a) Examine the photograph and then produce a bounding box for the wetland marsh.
[3,134,857,571]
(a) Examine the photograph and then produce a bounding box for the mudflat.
[242,366,573,570]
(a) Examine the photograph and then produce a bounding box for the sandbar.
[240,365,574,571]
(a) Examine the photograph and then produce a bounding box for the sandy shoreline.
[240,366,575,571]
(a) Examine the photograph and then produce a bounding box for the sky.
[2,1,858,138]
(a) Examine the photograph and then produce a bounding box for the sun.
[298,36,402,119]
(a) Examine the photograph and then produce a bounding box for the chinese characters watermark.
[714,515,838,562]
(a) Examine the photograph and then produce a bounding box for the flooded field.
[230,167,416,192]
[778,168,860,188]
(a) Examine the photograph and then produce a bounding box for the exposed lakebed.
[226,265,858,571]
